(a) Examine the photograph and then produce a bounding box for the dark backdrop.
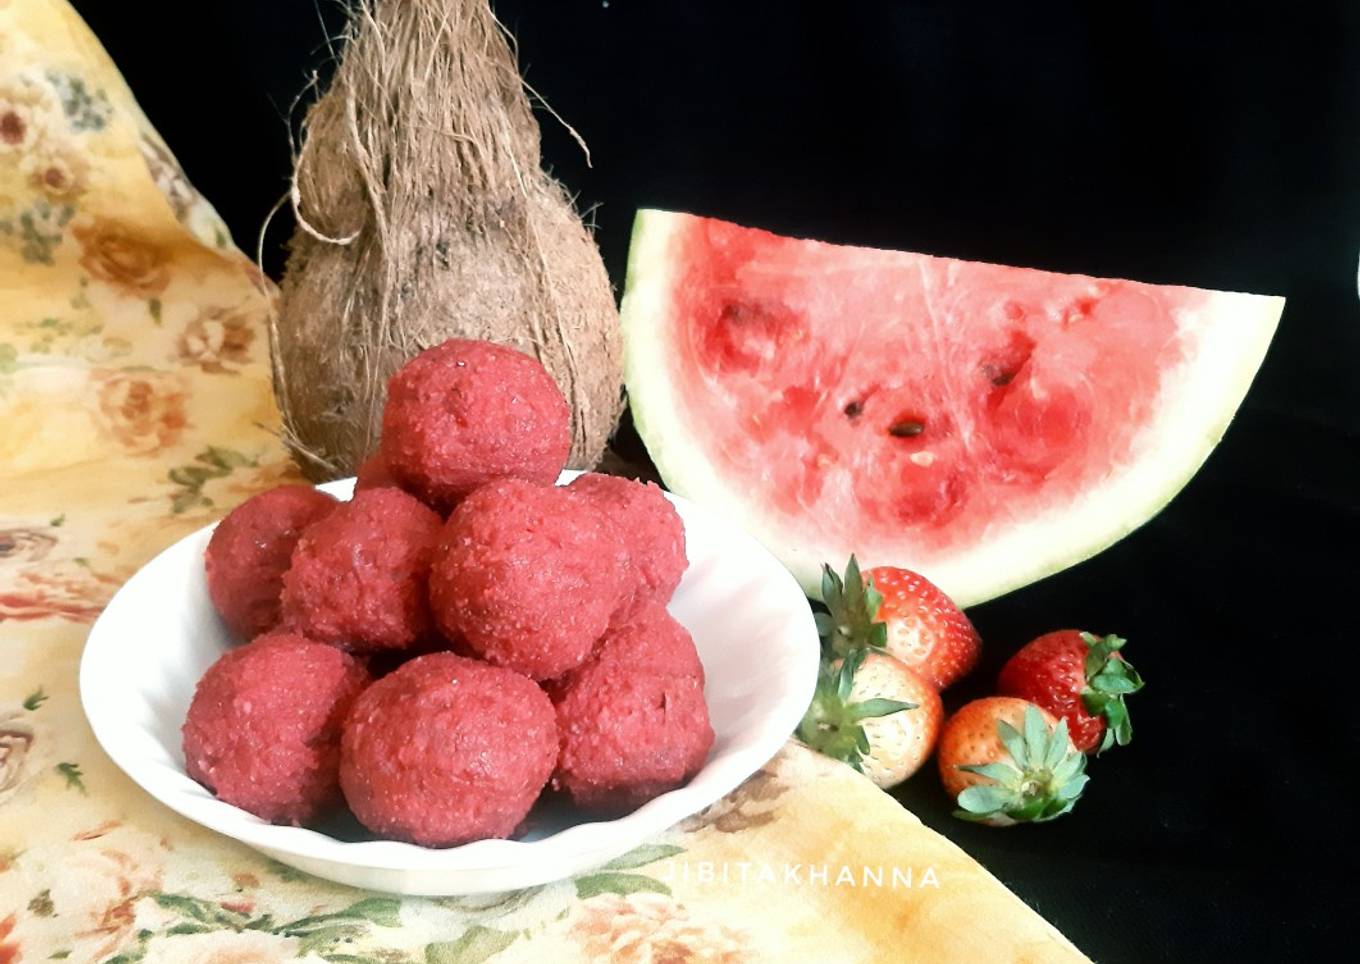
[69,1,1357,959]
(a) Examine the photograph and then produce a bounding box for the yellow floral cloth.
[0,2,1089,961]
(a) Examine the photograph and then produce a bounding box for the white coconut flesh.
[621,209,1283,607]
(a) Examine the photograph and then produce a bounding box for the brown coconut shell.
[272,0,623,480]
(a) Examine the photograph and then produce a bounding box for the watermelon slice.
[620,210,1283,607]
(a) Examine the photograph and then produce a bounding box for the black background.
[69,1,1357,959]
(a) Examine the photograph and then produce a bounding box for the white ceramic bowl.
[80,473,819,895]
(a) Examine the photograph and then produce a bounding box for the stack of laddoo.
[184,340,709,846]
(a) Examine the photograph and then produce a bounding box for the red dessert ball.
[381,339,571,511]
[568,473,687,609]
[353,453,398,493]
[339,653,557,846]
[429,479,625,680]
[204,485,337,638]
[280,487,442,652]
[553,605,712,811]
[182,633,371,824]
[574,600,705,685]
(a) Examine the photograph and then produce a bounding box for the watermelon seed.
[888,420,925,438]
[982,363,1017,387]
[843,401,864,418]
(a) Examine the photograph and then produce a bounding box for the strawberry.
[797,649,943,789]
[937,697,1088,826]
[997,630,1144,754]
[817,556,981,690]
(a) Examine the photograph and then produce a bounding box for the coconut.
[271,0,623,480]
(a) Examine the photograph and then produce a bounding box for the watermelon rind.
[620,209,1283,607]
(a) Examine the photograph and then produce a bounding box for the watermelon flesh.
[621,210,1283,606]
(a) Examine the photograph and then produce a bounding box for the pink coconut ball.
[182,633,371,824]
[280,487,442,652]
[204,485,339,639]
[563,600,705,686]
[339,652,557,847]
[552,607,712,811]
[567,473,687,610]
[428,478,627,680]
[380,339,571,512]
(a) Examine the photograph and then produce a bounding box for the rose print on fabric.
[569,892,749,963]
[175,305,256,373]
[92,368,189,454]
[0,913,19,964]
[73,218,171,296]
[0,524,123,622]
[0,709,36,805]
[20,131,87,200]
[0,72,88,261]
[138,929,302,964]
[681,766,787,834]
[38,824,169,962]
[0,74,58,155]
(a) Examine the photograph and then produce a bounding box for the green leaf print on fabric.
[44,70,113,131]
[263,858,310,882]
[54,761,85,794]
[574,871,671,900]
[167,446,258,513]
[0,201,75,264]
[425,926,517,964]
[124,892,408,961]
[600,843,685,870]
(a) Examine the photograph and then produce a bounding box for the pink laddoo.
[182,633,371,824]
[381,339,571,511]
[280,488,442,652]
[568,473,687,610]
[553,604,712,811]
[204,485,337,638]
[353,453,398,493]
[428,479,626,680]
[339,653,557,846]
[565,601,705,686]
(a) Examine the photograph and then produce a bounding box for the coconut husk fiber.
[272,0,624,480]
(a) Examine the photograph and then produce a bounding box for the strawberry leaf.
[1078,633,1144,755]
[1091,672,1139,695]
[819,556,889,658]
[1057,774,1090,801]
[797,650,874,773]
[1044,720,1071,769]
[1022,705,1048,767]
[996,719,1029,769]
[958,762,1019,785]
[849,698,915,720]
[957,785,1013,814]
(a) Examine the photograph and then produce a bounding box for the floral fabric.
[0,2,1089,961]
